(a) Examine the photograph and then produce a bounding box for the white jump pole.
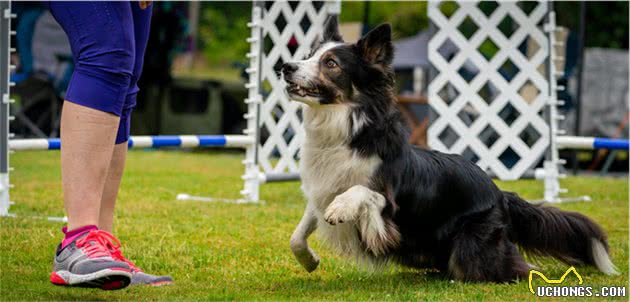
[1,2,15,217]
[540,11,629,203]
[178,1,265,204]
[540,11,572,203]
[238,0,265,204]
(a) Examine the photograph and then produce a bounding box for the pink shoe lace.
[106,238,142,272]
[75,230,120,259]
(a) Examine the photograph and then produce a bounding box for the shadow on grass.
[46,290,111,302]
[269,269,451,295]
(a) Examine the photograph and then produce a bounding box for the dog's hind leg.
[324,185,400,256]
[291,203,320,272]
[448,208,530,282]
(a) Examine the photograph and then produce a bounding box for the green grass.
[172,66,243,83]
[1,150,628,301]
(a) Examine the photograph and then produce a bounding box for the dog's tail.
[504,192,618,275]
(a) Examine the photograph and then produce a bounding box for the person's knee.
[74,33,136,88]
[67,31,136,116]
[129,56,144,86]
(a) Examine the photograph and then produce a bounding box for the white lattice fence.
[256,1,339,175]
[428,1,550,180]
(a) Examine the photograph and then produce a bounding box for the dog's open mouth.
[286,82,320,98]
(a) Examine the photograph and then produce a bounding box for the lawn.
[1,150,628,301]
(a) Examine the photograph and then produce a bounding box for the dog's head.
[282,16,394,106]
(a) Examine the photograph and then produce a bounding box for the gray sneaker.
[51,230,132,290]
[108,242,174,286]
[130,272,174,286]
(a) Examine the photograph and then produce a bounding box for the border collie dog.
[282,16,618,282]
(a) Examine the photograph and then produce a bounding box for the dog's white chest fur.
[299,105,382,256]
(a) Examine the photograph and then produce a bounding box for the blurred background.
[8,1,629,174]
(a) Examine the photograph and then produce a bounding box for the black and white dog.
[282,17,618,282]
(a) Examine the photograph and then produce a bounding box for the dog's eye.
[326,59,338,68]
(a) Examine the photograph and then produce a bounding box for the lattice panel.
[428,1,550,180]
[257,1,335,174]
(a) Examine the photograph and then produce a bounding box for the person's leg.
[98,141,127,233]
[97,3,173,286]
[98,2,152,233]
[50,1,136,232]
[48,1,136,289]
[61,102,119,231]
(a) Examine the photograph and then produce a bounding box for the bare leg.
[290,204,320,272]
[98,142,128,233]
[61,101,119,231]
[324,185,400,256]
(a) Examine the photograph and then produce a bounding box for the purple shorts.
[48,1,152,144]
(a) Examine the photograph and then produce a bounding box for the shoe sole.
[51,268,132,290]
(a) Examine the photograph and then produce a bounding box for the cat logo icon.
[528,266,583,294]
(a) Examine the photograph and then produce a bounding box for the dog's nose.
[282,62,298,76]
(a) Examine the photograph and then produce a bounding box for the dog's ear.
[356,23,393,66]
[322,15,343,42]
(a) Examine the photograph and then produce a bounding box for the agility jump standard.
[538,11,629,203]
[1,1,14,217]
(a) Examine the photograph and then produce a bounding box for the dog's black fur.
[283,17,616,282]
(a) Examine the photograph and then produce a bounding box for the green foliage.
[438,1,459,18]
[1,151,628,301]
[198,2,251,65]
[340,2,429,39]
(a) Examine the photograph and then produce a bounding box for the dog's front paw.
[290,238,320,272]
[324,195,360,225]
[301,252,320,273]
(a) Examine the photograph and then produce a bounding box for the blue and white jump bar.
[557,136,629,150]
[8,135,253,151]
